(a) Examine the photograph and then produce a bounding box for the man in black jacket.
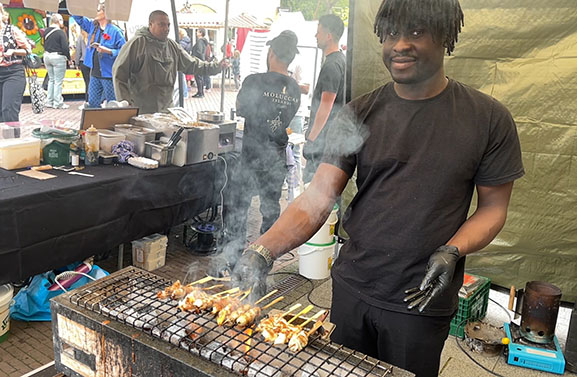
[191,28,208,97]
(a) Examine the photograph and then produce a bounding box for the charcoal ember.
[299,364,321,377]
[247,361,287,377]
[200,341,248,374]
[100,304,158,330]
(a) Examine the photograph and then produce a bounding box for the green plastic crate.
[450,275,491,338]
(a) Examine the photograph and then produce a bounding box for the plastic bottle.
[84,125,99,165]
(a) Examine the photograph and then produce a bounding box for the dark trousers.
[224,156,287,244]
[195,74,204,96]
[330,278,453,377]
[0,64,26,122]
[79,62,91,102]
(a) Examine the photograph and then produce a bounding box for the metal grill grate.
[69,268,396,377]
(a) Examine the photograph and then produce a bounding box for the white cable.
[54,271,97,292]
[218,155,229,231]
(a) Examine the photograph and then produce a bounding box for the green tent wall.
[348,0,577,302]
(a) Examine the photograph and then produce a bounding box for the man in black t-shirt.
[231,1,524,377]
[224,30,301,250]
[303,14,346,183]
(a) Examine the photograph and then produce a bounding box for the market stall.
[0,161,218,284]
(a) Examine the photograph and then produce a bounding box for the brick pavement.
[17,84,239,127]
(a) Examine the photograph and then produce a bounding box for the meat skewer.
[156,275,228,300]
[288,310,327,353]
[236,295,284,328]
[275,305,314,344]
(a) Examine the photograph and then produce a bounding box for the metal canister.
[520,281,562,344]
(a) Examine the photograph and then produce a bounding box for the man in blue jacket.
[72,2,125,108]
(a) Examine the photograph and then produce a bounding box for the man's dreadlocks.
[373,0,464,55]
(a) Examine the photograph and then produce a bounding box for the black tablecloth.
[0,162,217,283]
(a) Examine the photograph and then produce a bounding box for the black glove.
[231,249,272,302]
[404,245,461,312]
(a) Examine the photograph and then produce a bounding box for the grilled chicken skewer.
[236,295,285,328]
[156,276,230,300]
[275,305,314,344]
[288,310,327,352]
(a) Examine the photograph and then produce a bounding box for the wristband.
[245,244,275,267]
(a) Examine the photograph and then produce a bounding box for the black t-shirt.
[306,50,346,154]
[323,79,525,316]
[43,27,71,60]
[237,72,301,168]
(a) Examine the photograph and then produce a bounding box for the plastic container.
[114,125,157,156]
[298,240,336,280]
[0,284,14,343]
[131,234,168,271]
[84,125,99,165]
[308,204,339,244]
[98,129,126,153]
[0,138,41,170]
[450,275,491,338]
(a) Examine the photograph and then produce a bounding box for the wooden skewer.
[306,319,325,337]
[298,310,326,328]
[207,275,231,282]
[214,287,240,296]
[262,296,284,309]
[254,289,279,306]
[281,303,302,318]
[287,305,314,324]
[239,288,252,301]
[203,284,224,291]
[189,276,213,286]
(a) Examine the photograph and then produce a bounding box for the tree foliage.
[280,0,349,23]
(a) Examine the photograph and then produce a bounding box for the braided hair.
[374,0,464,55]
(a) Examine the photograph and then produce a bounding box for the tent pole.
[220,0,230,113]
[171,0,184,108]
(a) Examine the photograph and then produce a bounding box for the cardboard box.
[131,234,167,271]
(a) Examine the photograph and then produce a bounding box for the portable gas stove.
[51,267,413,377]
[504,322,565,374]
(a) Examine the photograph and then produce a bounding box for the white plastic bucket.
[298,240,336,280]
[0,284,14,343]
[308,204,339,244]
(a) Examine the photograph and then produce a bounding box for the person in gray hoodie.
[113,10,223,114]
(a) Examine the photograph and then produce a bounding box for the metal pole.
[220,0,230,113]
[171,0,184,107]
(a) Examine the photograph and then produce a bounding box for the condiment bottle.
[84,125,100,165]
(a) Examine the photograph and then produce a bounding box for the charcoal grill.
[51,267,413,377]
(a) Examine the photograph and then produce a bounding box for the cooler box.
[131,234,168,271]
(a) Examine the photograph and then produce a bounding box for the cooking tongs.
[166,126,184,148]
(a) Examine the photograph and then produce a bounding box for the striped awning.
[177,11,222,29]
[228,13,269,29]
[177,12,269,30]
